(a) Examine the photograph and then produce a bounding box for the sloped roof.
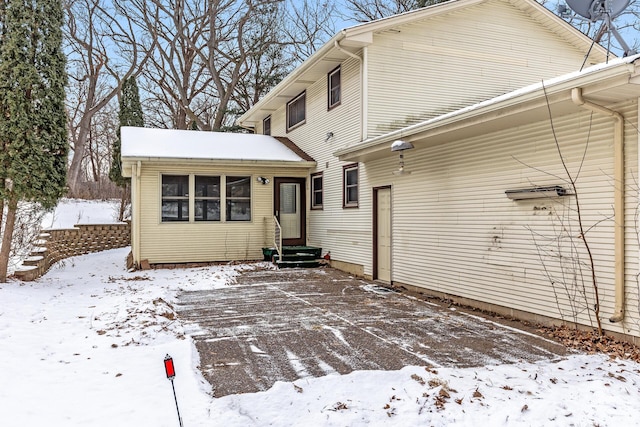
[237,0,608,129]
[335,54,640,162]
[120,127,314,163]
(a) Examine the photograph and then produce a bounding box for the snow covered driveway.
[177,268,567,397]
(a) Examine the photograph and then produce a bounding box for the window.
[226,176,251,221]
[263,116,271,136]
[195,176,220,221]
[162,175,189,221]
[328,66,341,110]
[287,91,306,131]
[161,174,252,222]
[343,164,358,208]
[311,172,323,209]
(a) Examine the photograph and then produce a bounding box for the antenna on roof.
[560,0,636,60]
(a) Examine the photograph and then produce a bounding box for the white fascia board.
[121,157,316,169]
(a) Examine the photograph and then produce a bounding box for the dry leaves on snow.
[542,325,640,363]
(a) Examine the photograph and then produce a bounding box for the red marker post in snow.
[164,354,183,427]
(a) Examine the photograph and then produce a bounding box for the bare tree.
[281,0,338,63]
[126,0,215,130]
[340,0,447,22]
[64,0,150,196]
[520,86,604,335]
[194,0,286,131]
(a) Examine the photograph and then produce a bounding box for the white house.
[123,0,640,342]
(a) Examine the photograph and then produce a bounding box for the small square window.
[311,172,323,209]
[328,66,341,110]
[343,164,358,208]
[287,91,306,131]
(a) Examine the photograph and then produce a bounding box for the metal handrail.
[273,215,282,262]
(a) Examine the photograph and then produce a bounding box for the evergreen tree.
[110,76,144,187]
[0,0,68,282]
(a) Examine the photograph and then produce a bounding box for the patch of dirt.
[539,325,640,363]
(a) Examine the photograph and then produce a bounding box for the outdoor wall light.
[325,131,334,142]
[391,140,414,152]
[505,185,568,200]
[391,139,414,175]
[256,176,270,185]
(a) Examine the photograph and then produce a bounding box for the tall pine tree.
[110,77,144,187]
[110,76,143,221]
[0,0,68,282]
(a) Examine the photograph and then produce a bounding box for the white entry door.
[376,187,392,282]
[279,182,301,240]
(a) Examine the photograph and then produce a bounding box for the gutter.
[570,88,625,323]
[133,161,142,267]
[122,158,316,169]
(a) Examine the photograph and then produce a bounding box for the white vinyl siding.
[267,56,370,266]
[365,101,638,338]
[366,1,600,137]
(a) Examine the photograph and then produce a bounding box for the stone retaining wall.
[14,223,130,281]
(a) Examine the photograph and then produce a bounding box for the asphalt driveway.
[176,267,566,397]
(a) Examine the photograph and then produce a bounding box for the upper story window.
[195,176,220,221]
[343,163,359,208]
[263,116,271,135]
[287,91,306,131]
[328,66,341,110]
[162,175,189,221]
[311,172,323,210]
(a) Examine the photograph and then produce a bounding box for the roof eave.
[238,0,610,130]
[237,31,347,129]
[335,60,639,162]
[122,157,317,169]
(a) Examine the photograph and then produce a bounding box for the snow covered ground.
[1,200,639,426]
[41,198,123,229]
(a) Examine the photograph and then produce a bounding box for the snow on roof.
[121,127,308,162]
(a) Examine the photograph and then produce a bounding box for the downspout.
[132,161,142,268]
[334,40,365,141]
[571,87,625,323]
